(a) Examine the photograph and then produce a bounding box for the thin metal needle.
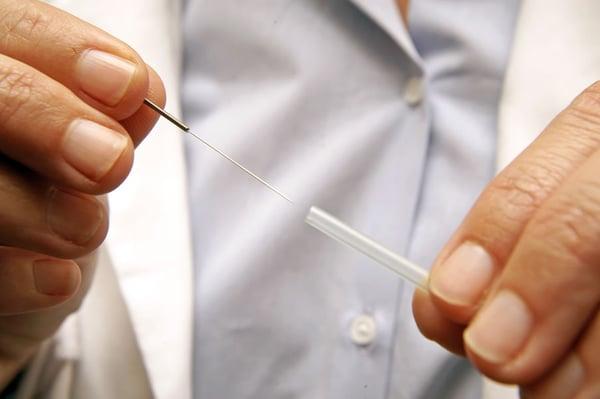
[187,131,293,203]
[143,98,293,204]
[144,98,190,131]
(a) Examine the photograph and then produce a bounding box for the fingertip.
[92,132,135,192]
[429,289,479,326]
[428,241,498,325]
[63,126,135,196]
[121,63,167,147]
[26,258,82,313]
[42,190,109,259]
[146,64,167,108]
[412,289,466,356]
[412,288,434,337]
[0,249,83,315]
[32,259,81,297]
[75,48,149,121]
[109,54,150,121]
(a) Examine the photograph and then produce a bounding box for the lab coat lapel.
[497,0,600,169]
[50,1,193,399]
[348,0,421,62]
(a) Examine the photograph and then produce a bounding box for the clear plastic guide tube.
[305,206,429,290]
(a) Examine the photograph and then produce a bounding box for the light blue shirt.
[183,1,519,398]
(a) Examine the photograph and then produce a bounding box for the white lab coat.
[15,1,600,398]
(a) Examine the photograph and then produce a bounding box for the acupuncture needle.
[143,100,427,287]
[143,98,293,204]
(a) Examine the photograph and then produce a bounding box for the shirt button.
[350,314,377,346]
[404,77,424,106]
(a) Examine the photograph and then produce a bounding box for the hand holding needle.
[143,98,293,203]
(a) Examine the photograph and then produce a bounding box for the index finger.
[427,81,600,323]
[464,135,600,384]
[413,81,600,382]
[0,0,149,120]
[412,82,600,358]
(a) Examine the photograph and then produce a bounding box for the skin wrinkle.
[523,130,599,178]
[558,111,600,142]
[485,172,550,226]
[497,173,550,207]
[0,66,34,127]
[570,81,600,111]
[480,138,600,239]
[0,2,50,47]
[513,238,587,295]
[560,86,600,145]
[534,147,587,179]
[545,126,598,155]
[542,182,600,271]
[512,163,562,198]
[489,141,588,212]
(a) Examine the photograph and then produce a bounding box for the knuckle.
[0,63,35,125]
[540,181,600,273]
[476,158,571,256]
[0,2,51,44]
[488,160,561,216]
[563,81,600,133]
[573,81,600,111]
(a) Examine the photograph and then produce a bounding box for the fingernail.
[429,242,496,307]
[77,50,137,106]
[33,259,80,296]
[63,119,128,181]
[464,290,533,364]
[47,189,103,245]
[522,355,584,399]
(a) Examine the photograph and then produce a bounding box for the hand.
[413,82,600,398]
[0,0,164,387]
